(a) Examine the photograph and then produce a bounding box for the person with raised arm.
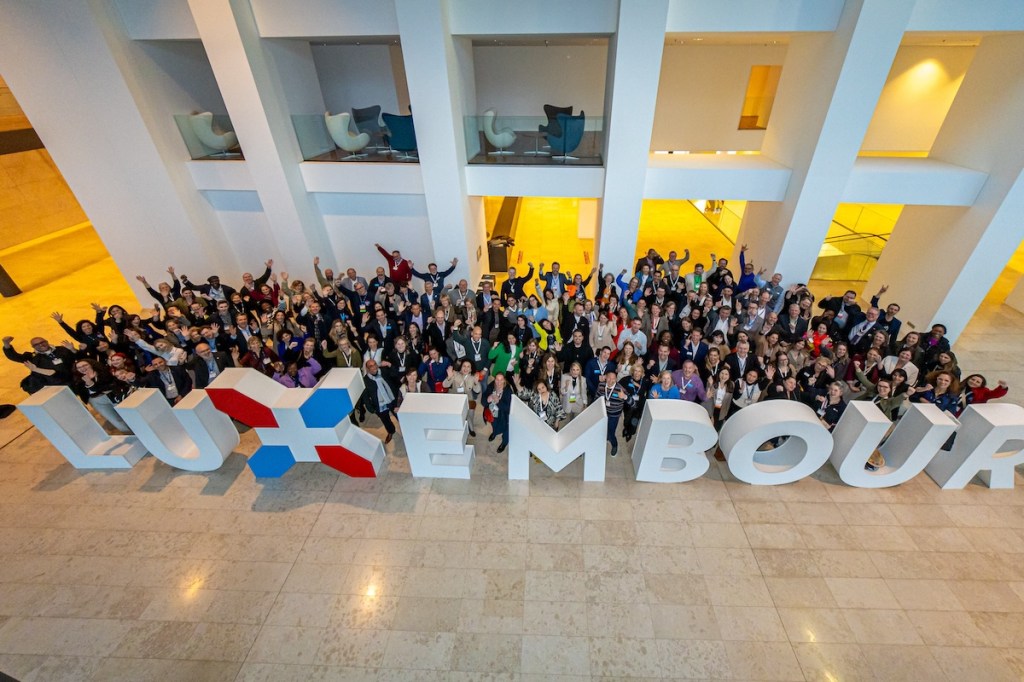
[374,243,412,286]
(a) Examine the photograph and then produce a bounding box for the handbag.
[433,381,447,394]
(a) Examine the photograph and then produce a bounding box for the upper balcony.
[465,113,603,166]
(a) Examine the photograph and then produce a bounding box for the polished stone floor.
[3,368,1024,681]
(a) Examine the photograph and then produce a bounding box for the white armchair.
[325,111,371,160]
[189,112,238,156]
[483,108,516,155]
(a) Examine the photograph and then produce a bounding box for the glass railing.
[811,204,899,281]
[689,199,746,243]
[292,114,419,163]
[811,235,887,281]
[465,114,603,166]
[173,114,243,160]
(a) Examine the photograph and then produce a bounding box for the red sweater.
[963,384,1008,410]
[377,245,412,285]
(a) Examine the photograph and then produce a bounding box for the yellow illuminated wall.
[483,197,594,288]
[738,65,782,130]
[0,72,99,292]
[861,45,975,154]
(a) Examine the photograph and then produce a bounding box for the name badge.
[569,394,577,403]
[262,358,270,365]
[457,386,465,393]
[474,353,481,361]
[52,358,63,365]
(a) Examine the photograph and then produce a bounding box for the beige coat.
[443,371,481,404]
[560,373,588,416]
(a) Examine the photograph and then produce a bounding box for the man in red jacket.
[375,243,412,286]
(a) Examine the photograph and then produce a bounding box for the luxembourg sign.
[17,368,1024,490]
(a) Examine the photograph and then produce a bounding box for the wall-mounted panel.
[843,157,987,206]
[644,154,791,200]
[665,0,844,33]
[465,166,606,198]
[449,0,617,35]
[250,0,398,38]
[653,45,787,152]
[114,0,199,40]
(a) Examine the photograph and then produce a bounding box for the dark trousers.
[492,420,509,448]
[622,404,642,439]
[377,408,397,435]
[606,412,621,448]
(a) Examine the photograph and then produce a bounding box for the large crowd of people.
[3,241,1008,464]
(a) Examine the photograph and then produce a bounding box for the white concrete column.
[0,0,232,295]
[394,0,487,284]
[865,35,1024,341]
[595,0,670,274]
[188,0,331,272]
[734,0,915,282]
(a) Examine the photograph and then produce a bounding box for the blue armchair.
[548,111,585,160]
[381,113,418,161]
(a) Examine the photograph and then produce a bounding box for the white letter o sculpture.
[718,400,833,485]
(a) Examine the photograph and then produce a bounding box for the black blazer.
[190,351,232,389]
[144,365,193,402]
[773,315,808,345]
[725,353,761,380]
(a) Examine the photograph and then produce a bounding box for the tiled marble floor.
[2,350,1024,679]
[4,403,1024,681]
[3,241,1024,680]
